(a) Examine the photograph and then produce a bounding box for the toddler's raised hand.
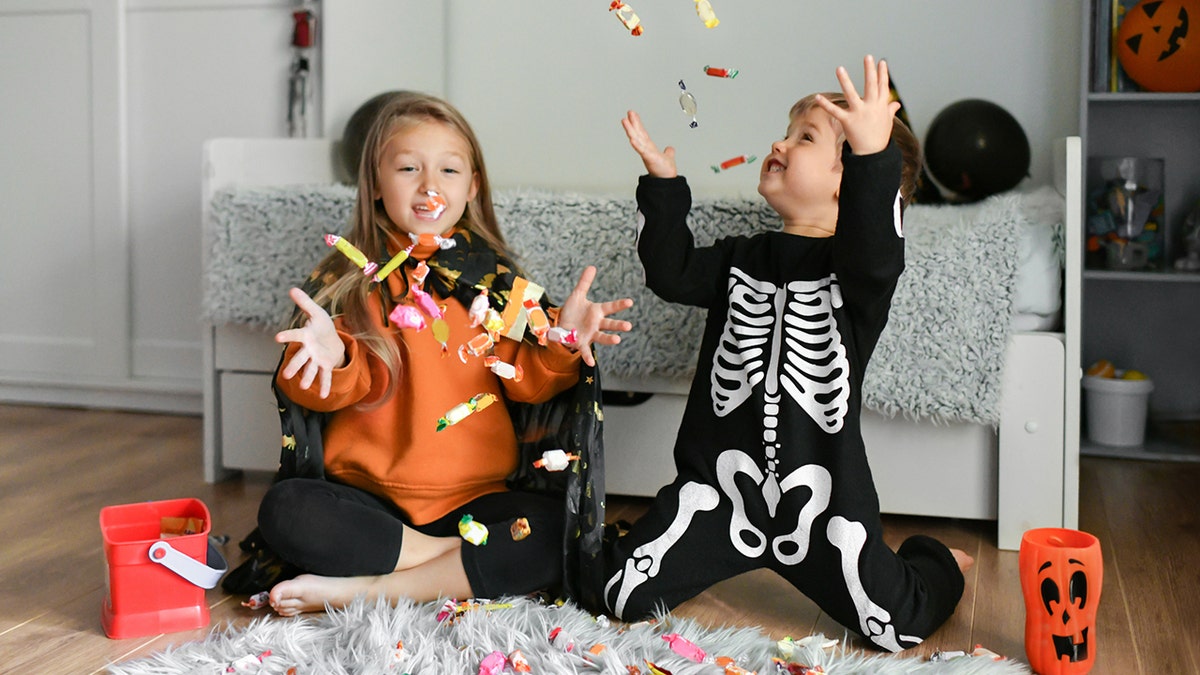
[555,266,634,368]
[815,55,900,157]
[274,287,345,399]
[621,110,677,178]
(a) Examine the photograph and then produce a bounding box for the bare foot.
[951,548,975,574]
[268,573,380,617]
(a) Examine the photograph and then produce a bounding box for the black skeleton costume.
[602,144,964,651]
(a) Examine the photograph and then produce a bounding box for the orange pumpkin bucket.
[1019,528,1103,674]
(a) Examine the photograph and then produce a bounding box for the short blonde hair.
[789,93,921,206]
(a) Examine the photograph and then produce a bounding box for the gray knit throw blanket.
[203,186,1062,425]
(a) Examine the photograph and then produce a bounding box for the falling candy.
[678,80,698,128]
[533,449,580,471]
[437,392,498,431]
[458,332,496,362]
[389,304,427,331]
[693,0,719,28]
[468,288,490,327]
[523,299,551,345]
[510,517,531,541]
[546,326,578,347]
[412,260,431,287]
[711,155,757,173]
[549,626,575,652]
[458,514,489,545]
[324,234,378,276]
[372,243,415,283]
[609,1,643,36]
[704,65,737,78]
[484,355,524,382]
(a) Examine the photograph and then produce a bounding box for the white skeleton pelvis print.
[711,267,850,434]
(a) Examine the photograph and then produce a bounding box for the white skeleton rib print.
[711,267,850,434]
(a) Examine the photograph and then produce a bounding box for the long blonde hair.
[301,92,509,400]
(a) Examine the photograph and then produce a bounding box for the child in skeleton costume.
[605,57,970,651]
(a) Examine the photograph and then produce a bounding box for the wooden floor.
[1,404,1197,674]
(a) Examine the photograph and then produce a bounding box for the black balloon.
[923,99,1030,201]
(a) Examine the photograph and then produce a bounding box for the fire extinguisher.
[288,8,316,137]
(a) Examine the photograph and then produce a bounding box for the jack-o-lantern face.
[1036,558,1092,662]
[1116,0,1200,92]
[1020,528,1103,675]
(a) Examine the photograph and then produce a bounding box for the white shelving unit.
[1079,1,1200,460]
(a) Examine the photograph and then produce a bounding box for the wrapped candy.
[458,514,489,546]
[704,65,737,78]
[546,326,578,348]
[481,308,506,338]
[533,449,580,471]
[458,332,495,362]
[484,355,524,382]
[411,286,443,319]
[240,591,270,610]
[663,633,707,662]
[389,304,427,331]
[678,80,698,128]
[510,517,531,541]
[413,260,431,287]
[437,393,498,431]
[468,288,490,327]
[609,1,643,36]
[478,650,506,675]
[324,234,378,276]
[549,626,575,652]
[522,298,551,345]
[713,656,754,675]
[421,190,447,219]
[644,661,673,675]
[372,243,415,283]
[509,650,532,673]
[693,0,719,28]
[711,155,757,173]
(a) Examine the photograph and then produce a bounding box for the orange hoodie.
[276,236,580,525]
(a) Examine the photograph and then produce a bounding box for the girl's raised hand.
[274,287,346,399]
[621,110,677,178]
[555,266,633,368]
[814,55,900,157]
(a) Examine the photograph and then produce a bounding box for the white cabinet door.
[0,1,127,380]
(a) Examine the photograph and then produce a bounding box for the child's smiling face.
[375,119,479,238]
[757,107,845,232]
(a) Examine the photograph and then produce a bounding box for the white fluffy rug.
[108,596,1029,674]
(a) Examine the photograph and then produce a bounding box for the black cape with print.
[223,229,608,612]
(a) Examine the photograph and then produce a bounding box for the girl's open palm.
[815,55,900,157]
[274,287,346,399]
[622,110,677,178]
[555,266,634,367]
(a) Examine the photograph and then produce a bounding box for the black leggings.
[257,478,564,598]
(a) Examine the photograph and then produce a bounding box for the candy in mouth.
[419,190,447,218]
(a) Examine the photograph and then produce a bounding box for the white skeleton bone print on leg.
[711,267,850,433]
[604,481,720,618]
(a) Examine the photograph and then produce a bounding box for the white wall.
[325,1,1081,197]
[0,0,1083,411]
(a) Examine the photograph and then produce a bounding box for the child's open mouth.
[765,158,785,173]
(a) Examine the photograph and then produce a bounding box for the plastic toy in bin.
[1083,360,1154,448]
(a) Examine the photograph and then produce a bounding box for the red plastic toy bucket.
[99,498,227,639]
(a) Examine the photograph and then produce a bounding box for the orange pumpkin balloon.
[1116,0,1200,92]
[1019,528,1104,675]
